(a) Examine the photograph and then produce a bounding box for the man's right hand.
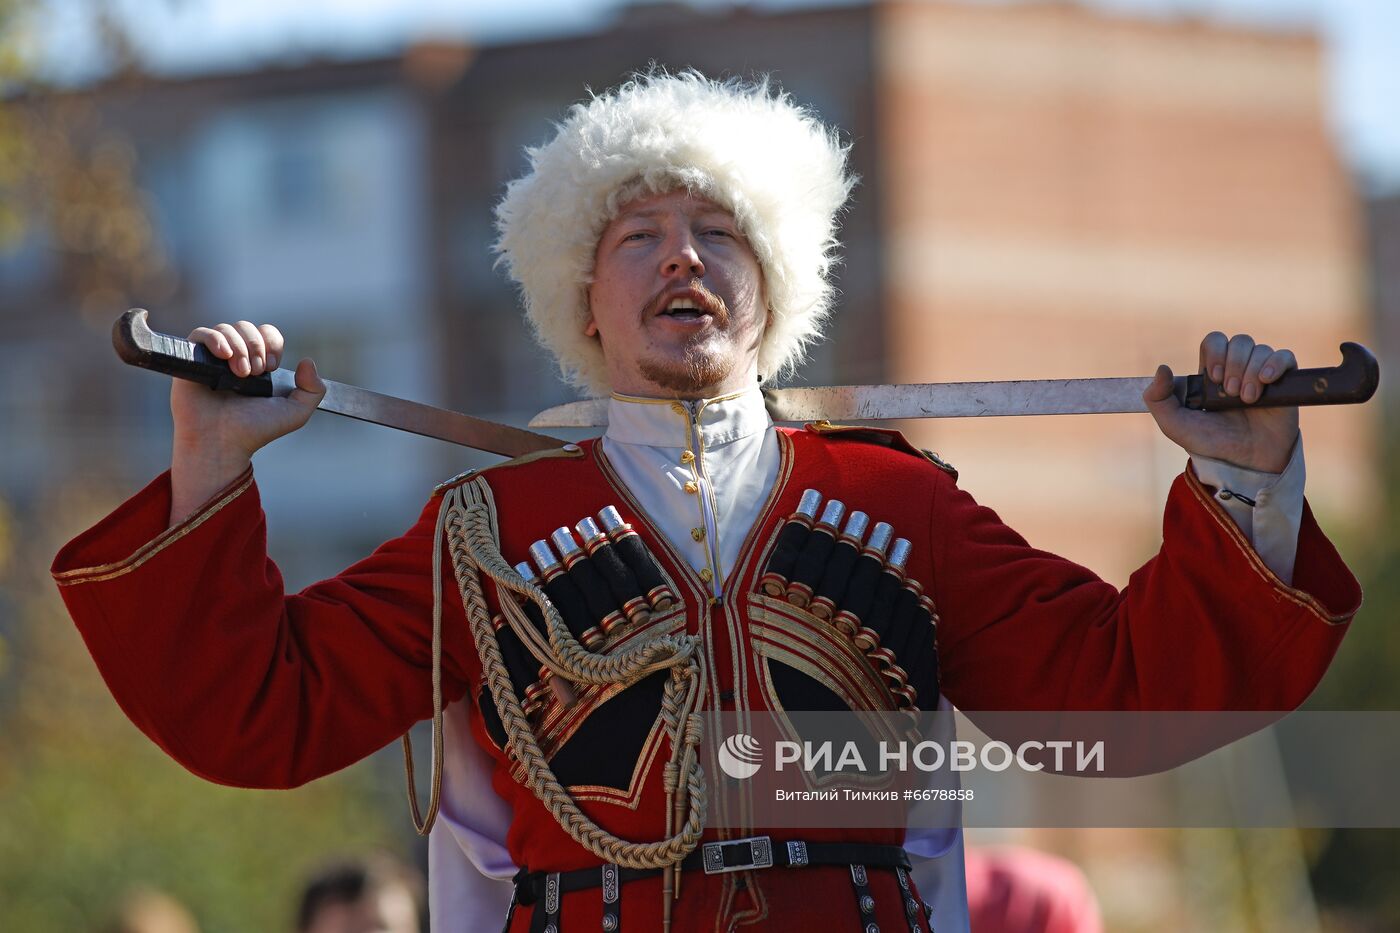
[169,321,326,527]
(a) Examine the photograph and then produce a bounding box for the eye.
[703,227,735,239]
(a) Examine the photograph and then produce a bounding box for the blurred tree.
[1308,435,1400,711]
[0,3,423,929]
[1303,431,1400,930]
[0,0,174,318]
[0,487,420,932]
[0,0,33,254]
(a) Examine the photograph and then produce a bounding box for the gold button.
[683,481,698,495]
[699,567,714,583]
[680,450,695,464]
[691,526,705,542]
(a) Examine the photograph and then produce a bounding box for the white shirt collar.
[605,386,772,449]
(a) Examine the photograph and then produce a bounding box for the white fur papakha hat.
[493,69,857,396]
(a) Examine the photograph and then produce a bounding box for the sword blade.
[529,397,611,429]
[528,377,1157,428]
[763,377,1157,422]
[314,377,566,457]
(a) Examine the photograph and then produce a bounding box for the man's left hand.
[1143,331,1300,473]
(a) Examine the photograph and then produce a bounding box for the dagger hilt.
[114,308,293,397]
[1174,342,1379,411]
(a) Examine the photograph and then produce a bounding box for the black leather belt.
[513,837,911,905]
[509,836,931,933]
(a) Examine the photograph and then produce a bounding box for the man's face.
[586,190,766,398]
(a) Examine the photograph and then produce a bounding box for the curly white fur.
[493,70,856,396]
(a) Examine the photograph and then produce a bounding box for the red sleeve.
[931,465,1360,712]
[51,468,475,789]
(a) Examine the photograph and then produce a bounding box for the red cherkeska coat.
[53,425,1360,931]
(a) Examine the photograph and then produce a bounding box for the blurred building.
[0,0,1372,586]
[0,57,449,581]
[1367,189,1400,423]
[873,1,1372,576]
[431,0,1377,579]
[445,0,1374,581]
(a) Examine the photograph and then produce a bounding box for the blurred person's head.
[494,69,856,397]
[296,853,423,933]
[965,845,1103,933]
[104,887,200,933]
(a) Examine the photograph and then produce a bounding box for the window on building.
[264,136,333,228]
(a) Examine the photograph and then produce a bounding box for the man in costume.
[53,72,1360,932]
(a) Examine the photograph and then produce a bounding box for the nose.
[660,233,705,279]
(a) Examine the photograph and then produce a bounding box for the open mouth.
[657,294,721,322]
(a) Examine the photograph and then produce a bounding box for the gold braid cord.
[403,477,708,909]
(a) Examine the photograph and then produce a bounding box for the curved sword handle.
[1175,342,1379,411]
[113,308,291,397]
[114,308,566,456]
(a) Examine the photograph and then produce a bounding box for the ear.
[582,288,600,338]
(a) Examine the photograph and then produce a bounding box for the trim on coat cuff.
[53,467,256,587]
[1184,466,1351,626]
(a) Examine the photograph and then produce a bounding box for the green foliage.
[1308,430,1400,710]
[0,0,176,315]
[0,8,418,924]
[0,485,420,931]
[1299,430,1400,929]
[0,0,34,246]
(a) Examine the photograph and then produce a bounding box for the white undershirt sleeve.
[1187,435,1306,586]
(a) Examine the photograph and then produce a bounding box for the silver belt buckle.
[702,835,774,874]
